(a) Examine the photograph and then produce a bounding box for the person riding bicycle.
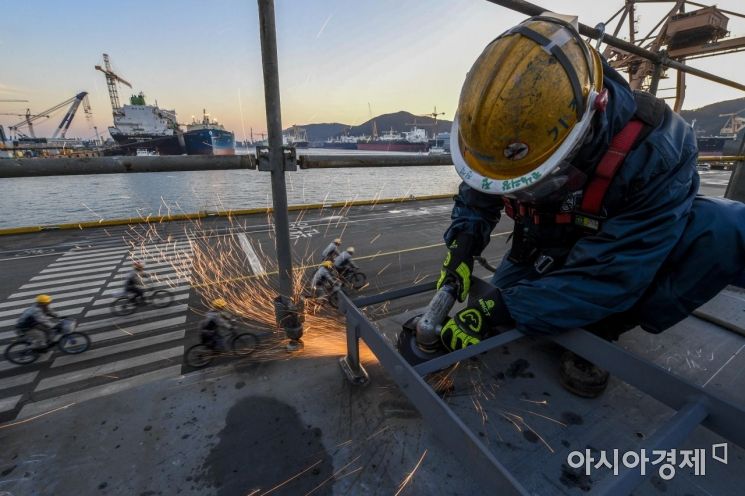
[311,261,338,298]
[333,247,358,279]
[125,261,149,303]
[200,298,234,350]
[320,238,342,262]
[16,294,59,347]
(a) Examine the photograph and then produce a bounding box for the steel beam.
[351,281,436,308]
[414,329,524,376]
[340,279,745,493]
[551,329,745,448]
[595,400,709,495]
[338,291,529,495]
[485,0,745,92]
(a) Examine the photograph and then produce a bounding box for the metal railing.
[338,279,745,495]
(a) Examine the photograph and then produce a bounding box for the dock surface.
[0,191,743,495]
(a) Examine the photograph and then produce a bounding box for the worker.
[436,14,745,398]
[321,238,342,262]
[16,294,60,347]
[333,247,358,277]
[125,261,149,303]
[311,261,337,297]
[200,298,233,350]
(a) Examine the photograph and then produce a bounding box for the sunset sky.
[1,0,744,141]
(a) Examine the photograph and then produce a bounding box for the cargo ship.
[284,125,308,148]
[323,135,360,150]
[696,135,732,155]
[183,110,235,156]
[356,127,429,152]
[107,93,184,156]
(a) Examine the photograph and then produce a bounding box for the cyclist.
[16,294,59,347]
[125,261,149,304]
[311,261,338,298]
[200,298,234,350]
[333,247,358,279]
[320,238,342,262]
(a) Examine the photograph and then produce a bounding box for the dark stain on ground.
[505,359,534,378]
[522,430,539,443]
[560,463,592,492]
[200,396,333,496]
[561,440,570,448]
[561,412,583,425]
[234,381,245,389]
[1,465,16,477]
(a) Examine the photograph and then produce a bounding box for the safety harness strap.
[579,119,645,215]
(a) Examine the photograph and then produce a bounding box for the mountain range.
[286,99,745,151]
[285,111,452,143]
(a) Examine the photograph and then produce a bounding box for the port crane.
[600,1,745,111]
[5,92,92,140]
[95,53,132,116]
[719,107,745,136]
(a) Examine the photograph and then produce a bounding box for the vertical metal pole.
[648,63,664,95]
[339,303,369,385]
[257,0,302,346]
[724,136,745,203]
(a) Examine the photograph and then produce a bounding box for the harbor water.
[0,162,461,229]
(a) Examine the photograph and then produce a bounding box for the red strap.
[580,119,645,215]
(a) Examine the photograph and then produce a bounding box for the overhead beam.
[485,0,745,92]
[669,36,745,58]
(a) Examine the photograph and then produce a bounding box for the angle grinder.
[396,281,457,365]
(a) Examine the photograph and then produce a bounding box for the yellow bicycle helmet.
[452,13,605,196]
[36,294,52,304]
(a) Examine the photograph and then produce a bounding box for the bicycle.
[5,318,90,365]
[337,265,367,290]
[110,287,174,316]
[185,324,259,368]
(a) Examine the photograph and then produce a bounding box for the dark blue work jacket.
[445,65,745,335]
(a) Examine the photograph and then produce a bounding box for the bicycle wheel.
[231,333,258,357]
[57,332,91,355]
[110,296,137,316]
[150,289,174,308]
[186,344,214,368]
[349,272,367,290]
[4,341,38,365]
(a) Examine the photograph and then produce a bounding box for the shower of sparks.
[394,449,428,496]
[0,403,76,429]
[259,459,324,496]
[519,398,548,405]
[128,213,376,363]
[303,455,362,496]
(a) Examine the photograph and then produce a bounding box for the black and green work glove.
[440,289,512,351]
[437,232,475,302]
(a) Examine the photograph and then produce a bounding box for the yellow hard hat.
[333,238,342,244]
[212,298,227,309]
[322,260,333,269]
[452,14,604,196]
[36,294,52,304]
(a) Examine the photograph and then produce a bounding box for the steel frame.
[339,280,745,495]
